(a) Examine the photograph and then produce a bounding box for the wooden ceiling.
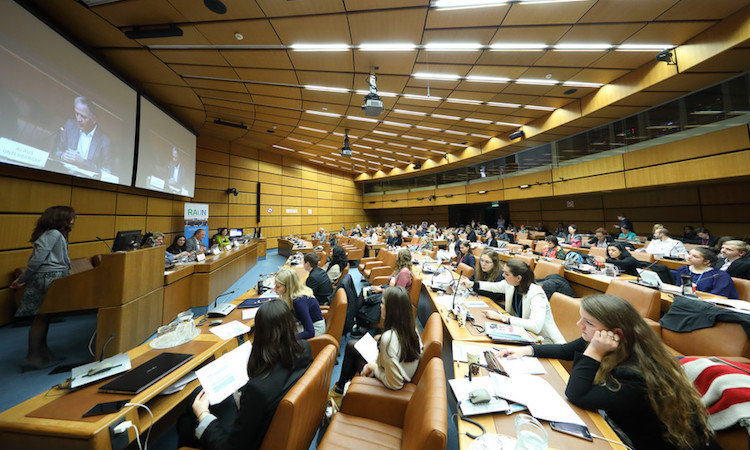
[20,0,750,179]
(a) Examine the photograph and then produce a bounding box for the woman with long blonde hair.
[501,294,715,449]
[273,268,325,339]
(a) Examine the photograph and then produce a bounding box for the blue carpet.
[0,249,459,450]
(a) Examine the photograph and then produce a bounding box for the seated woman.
[328,232,338,247]
[456,240,476,270]
[485,229,500,248]
[329,286,422,407]
[471,249,505,304]
[588,227,613,248]
[595,242,640,276]
[500,295,716,450]
[167,235,189,256]
[177,299,313,450]
[465,258,565,344]
[553,222,567,239]
[370,248,414,294]
[325,245,348,284]
[672,247,739,298]
[273,268,325,339]
[497,226,512,243]
[618,225,638,242]
[564,224,582,243]
[213,228,230,247]
[541,235,566,260]
[416,235,433,252]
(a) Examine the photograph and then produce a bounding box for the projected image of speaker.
[0,2,137,185]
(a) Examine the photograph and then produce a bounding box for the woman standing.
[329,286,422,406]
[465,258,565,344]
[178,299,313,450]
[11,206,75,370]
[501,295,717,450]
[273,268,325,339]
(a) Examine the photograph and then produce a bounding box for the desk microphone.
[96,236,113,252]
[212,289,236,309]
[99,333,116,361]
[452,270,464,311]
[431,262,444,287]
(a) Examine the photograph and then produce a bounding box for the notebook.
[98,352,193,394]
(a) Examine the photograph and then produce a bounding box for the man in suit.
[185,228,207,254]
[166,147,185,189]
[303,252,333,305]
[715,240,750,280]
[54,96,111,174]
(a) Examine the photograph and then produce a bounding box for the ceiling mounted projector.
[341,129,352,157]
[361,73,383,116]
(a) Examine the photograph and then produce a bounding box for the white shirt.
[643,238,686,257]
[77,126,96,160]
[720,258,732,271]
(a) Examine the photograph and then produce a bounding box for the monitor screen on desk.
[229,228,243,237]
[112,230,142,252]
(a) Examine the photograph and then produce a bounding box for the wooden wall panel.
[0,177,71,213]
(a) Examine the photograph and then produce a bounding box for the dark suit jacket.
[54,120,111,172]
[457,253,476,269]
[466,230,477,242]
[306,266,334,305]
[167,160,185,187]
[200,341,313,450]
[715,256,750,280]
[387,235,402,247]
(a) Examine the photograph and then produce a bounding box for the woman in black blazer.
[178,300,313,450]
[595,242,640,276]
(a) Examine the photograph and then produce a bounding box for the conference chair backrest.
[307,334,338,358]
[382,250,398,269]
[518,238,534,248]
[605,279,660,321]
[533,241,547,254]
[261,344,337,450]
[317,250,327,267]
[588,246,607,258]
[549,293,582,342]
[325,288,347,343]
[312,238,320,246]
[631,251,655,264]
[411,312,443,385]
[513,254,535,270]
[402,358,448,450]
[684,243,707,252]
[733,277,750,301]
[334,264,349,287]
[456,262,474,279]
[409,276,423,311]
[534,260,564,279]
[471,246,483,258]
[410,236,420,245]
[516,232,528,241]
[661,322,750,358]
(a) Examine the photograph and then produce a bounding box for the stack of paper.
[485,322,538,344]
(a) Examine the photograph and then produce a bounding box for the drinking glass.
[514,414,548,450]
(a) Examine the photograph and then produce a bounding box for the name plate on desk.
[196,253,206,262]
[225,244,232,251]
[212,248,220,255]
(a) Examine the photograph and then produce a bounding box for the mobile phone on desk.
[82,399,130,417]
[549,421,592,441]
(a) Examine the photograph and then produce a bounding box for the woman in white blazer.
[464,258,565,344]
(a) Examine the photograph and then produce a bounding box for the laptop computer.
[98,352,193,394]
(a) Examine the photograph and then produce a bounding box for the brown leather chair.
[512,254,536,270]
[533,260,564,279]
[338,313,443,427]
[548,293,581,373]
[733,277,750,301]
[181,344,339,450]
[409,276,423,315]
[631,251,655,263]
[261,344,338,450]
[516,232,529,241]
[334,264,349,288]
[533,241,547,254]
[518,238,534,248]
[646,319,750,358]
[605,279,661,321]
[456,262,474,279]
[505,243,523,252]
[588,246,607,258]
[319,358,447,450]
[358,248,387,272]
[309,288,347,354]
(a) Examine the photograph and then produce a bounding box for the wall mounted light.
[519,184,530,189]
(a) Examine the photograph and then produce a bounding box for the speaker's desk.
[277,238,314,257]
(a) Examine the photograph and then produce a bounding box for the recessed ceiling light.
[427,139,447,144]
[358,43,416,51]
[431,114,460,120]
[353,143,372,149]
[388,142,408,147]
[562,81,604,88]
[487,101,522,108]
[495,121,523,127]
[413,72,461,80]
[287,137,311,144]
[471,134,493,138]
[465,75,511,83]
[382,120,412,128]
[273,145,295,152]
[393,109,426,116]
[616,44,673,52]
[447,98,483,105]
[416,125,442,131]
[291,43,350,51]
[448,143,465,147]
[444,130,468,135]
[424,42,482,51]
[515,78,559,85]
[490,43,547,50]
[298,126,327,133]
[524,105,556,111]
[306,110,341,117]
[346,115,379,123]
[298,151,316,156]
[431,0,509,10]
[402,94,442,102]
[304,85,349,93]
[554,43,611,51]
[401,135,424,140]
[464,118,493,124]
[362,137,384,143]
[373,130,398,136]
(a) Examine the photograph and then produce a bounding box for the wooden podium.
[40,246,165,357]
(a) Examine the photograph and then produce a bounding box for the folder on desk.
[485,322,538,344]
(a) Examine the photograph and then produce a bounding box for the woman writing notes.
[178,299,313,450]
[329,287,422,407]
[11,206,75,370]
[463,258,565,344]
[500,295,717,450]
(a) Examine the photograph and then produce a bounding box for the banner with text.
[184,203,209,247]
